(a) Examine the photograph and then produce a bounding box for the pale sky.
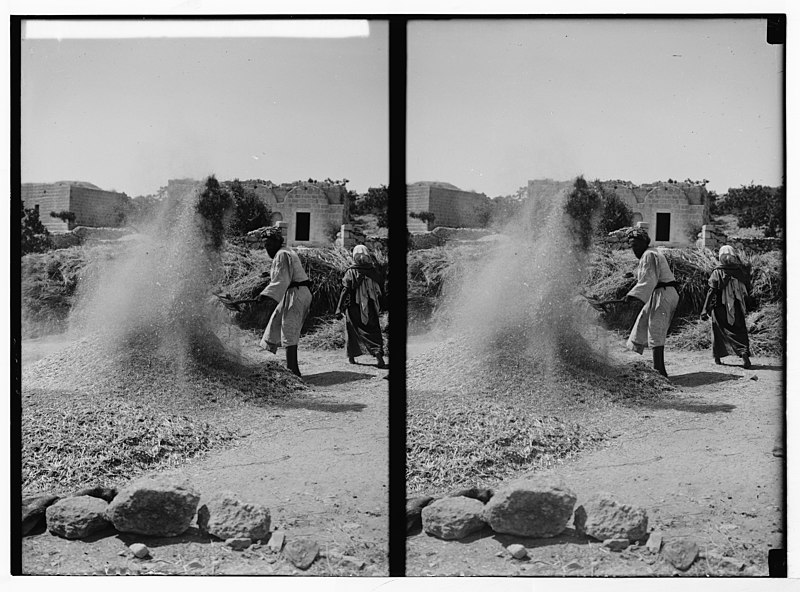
[20,21,388,196]
[408,18,784,196]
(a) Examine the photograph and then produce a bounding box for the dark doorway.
[295,212,311,242]
[656,212,671,242]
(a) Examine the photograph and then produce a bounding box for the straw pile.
[216,245,388,332]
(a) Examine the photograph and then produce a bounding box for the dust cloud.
[68,180,234,369]
[437,179,608,374]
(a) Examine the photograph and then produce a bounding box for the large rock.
[196,491,271,541]
[482,477,577,538]
[421,496,486,540]
[573,492,649,542]
[106,476,200,536]
[22,494,60,536]
[45,496,110,539]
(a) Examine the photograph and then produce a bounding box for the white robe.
[626,248,679,353]
[259,248,312,350]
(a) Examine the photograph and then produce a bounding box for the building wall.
[598,181,709,247]
[527,179,574,203]
[22,182,128,233]
[21,183,72,233]
[406,184,431,232]
[275,184,345,247]
[406,183,489,231]
[429,187,490,228]
[69,186,127,228]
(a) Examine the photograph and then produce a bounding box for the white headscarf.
[718,245,740,266]
[353,244,372,266]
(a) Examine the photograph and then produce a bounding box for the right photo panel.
[405,17,785,577]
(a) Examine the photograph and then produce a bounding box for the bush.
[50,210,76,224]
[563,176,602,251]
[227,179,271,236]
[21,201,51,256]
[716,184,784,238]
[196,176,233,250]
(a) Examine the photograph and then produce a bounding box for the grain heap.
[22,181,301,493]
[408,180,611,395]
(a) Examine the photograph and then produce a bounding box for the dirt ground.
[18,330,787,578]
[406,335,785,577]
[19,336,389,576]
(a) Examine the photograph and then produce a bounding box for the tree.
[361,185,389,228]
[488,186,528,228]
[50,210,76,224]
[409,210,436,225]
[716,183,784,237]
[227,179,271,236]
[21,201,51,255]
[196,175,233,250]
[592,182,633,235]
[563,176,602,251]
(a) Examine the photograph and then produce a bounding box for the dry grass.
[22,331,303,495]
[21,244,124,338]
[406,332,672,495]
[303,312,389,351]
[217,244,388,330]
[22,387,237,495]
[669,302,783,357]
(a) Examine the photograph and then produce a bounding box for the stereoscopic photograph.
[404,17,785,577]
[17,18,389,576]
[13,10,790,583]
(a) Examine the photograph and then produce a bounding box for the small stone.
[226,537,252,551]
[495,551,505,557]
[603,538,630,551]
[646,531,663,553]
[186,559,204,569]
[339,555,366,570]
[283,538,319,570]
[750,375,758,381]
[342,522,361,531]
[267,530,286,552]
[130,543,150,559]
[662,538,698,571]
[564,561,583,570]
[507,544,528,559]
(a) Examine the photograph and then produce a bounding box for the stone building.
[406,181,491,232]
[237,180,349,247]
[526,178,710,247]
[21,181,127,234]
[596,180,710,247]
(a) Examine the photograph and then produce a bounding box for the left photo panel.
[16,18,389,576]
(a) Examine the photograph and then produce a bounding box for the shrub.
[21,201,51,256]
[195,175,233,250]
[50,210,76,224]
[227,179,271,236]
[563,176,602,251]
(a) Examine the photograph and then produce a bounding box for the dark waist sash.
[289,279,312,290]
[656,280,680,290]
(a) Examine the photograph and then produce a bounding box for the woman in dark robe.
[336,245,387,368]
[701,245,752,368]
